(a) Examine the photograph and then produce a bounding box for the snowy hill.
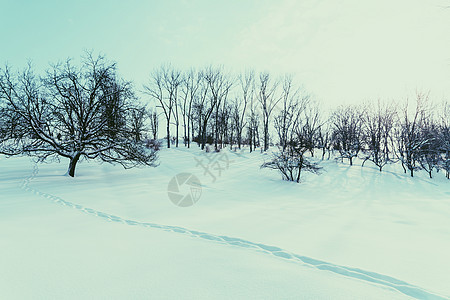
[1,146,449,299]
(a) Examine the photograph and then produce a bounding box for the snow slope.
[1,146,449,299]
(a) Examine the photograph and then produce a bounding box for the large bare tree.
[0,54,157,177]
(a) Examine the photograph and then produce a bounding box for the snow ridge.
[21,163,449,300]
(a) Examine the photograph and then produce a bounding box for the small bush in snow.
[262,144,321,183]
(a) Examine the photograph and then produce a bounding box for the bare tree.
[262,126,321,183]
[361,100,396,171]
[203,66,232,151]
[144,65,181,148]
[194,70,213,149]
[258,72,280,151]
[169,68,183,147]
[274,75,306,152]
[180,69,200,148]
[261,147,320,183]
[233,70,253,149]
[298,100,322,157]
[218,102,232,149]
[438,100,450,178]
[394,93,429,177]
[247,95,260,153]
[0,53,157,177]
[417,116,440,178]
[331,105,363,166]
[317,119,332,160]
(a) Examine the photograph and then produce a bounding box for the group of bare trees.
[143,66,312,153]
[0,53,158,177]
[144,65,235,151]
[1,56,448,181]
[329,93,449,179]
[142,64,448,181]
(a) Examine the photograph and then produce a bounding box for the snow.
[1,146,449,299]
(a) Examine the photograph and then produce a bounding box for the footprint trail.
[21,163,448,300]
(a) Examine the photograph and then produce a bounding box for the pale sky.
[1,0,449,106]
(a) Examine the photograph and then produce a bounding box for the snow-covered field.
[1,146,449,299]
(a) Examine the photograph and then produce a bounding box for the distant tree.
[0,53,157,177]
[144,65,182,148]
[233,70,253,149]
[317,113,332,160]
[191,96,203,146]
[274,75,305,152]
[247,95,260,153]
[169,68,183,147]
[180,69,200,148]
[331,105,363,166]
[361,100,396,171]
[218,102,232,149]
[192,69,215,150]
[393,93,429,177]
[417,117,440,178]
[203,66,232,151]
[258,72,280,151]
[191,74,209,148]
[298,101,322,157]
[438,100,450,178]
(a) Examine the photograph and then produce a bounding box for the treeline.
[0,54,449,180]
[144,65,449,180]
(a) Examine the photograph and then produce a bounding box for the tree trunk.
[67,152,81,177]
[264,122,269,151]
[249,129,253,153]
[201,121,208,150]
[183,121,187,147]
[296,160,302,183]
[187,123,190,148]
[166,124,170,149]
[230,131,233,150]
[238,129,241,149]
[175,122,179,147]
[197,118,201,147]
